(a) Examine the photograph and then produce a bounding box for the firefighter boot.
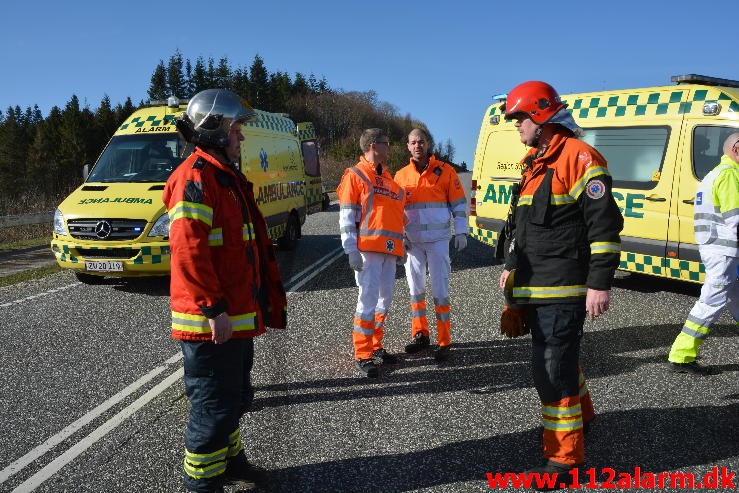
[526,461,581,491]
[224,452,268,487]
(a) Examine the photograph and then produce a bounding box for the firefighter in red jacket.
[164,89,287,493]
[337,128,406,378]
[498,81,623,486]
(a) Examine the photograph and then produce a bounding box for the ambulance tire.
[74,272,107,284]
[278,212,300,250]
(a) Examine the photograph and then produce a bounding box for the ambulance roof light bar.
[672,74,739,88]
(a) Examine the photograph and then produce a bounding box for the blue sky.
[1,0,735,167]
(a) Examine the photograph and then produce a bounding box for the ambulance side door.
[671,122,736,282]
[581,124,675,275]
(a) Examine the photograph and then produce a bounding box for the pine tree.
[190,56,210,95]
[148,61,168,101]
[249,55,269,108]
[214,57,232,90]
[166,50,186,99]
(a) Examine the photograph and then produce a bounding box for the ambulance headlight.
[148,213,170,237]
[53,208,67,235]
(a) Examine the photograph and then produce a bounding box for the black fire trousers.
[180,337,254,491]
[525,303,586,403]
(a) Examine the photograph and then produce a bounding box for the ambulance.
[51,97,324,283]
[469,74,739,284]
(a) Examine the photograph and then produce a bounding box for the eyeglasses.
[374,140,390,146]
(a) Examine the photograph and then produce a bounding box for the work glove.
[397,251,407,266]
[500,305,528,338]
[453,234,467,251]
[348,251,363,271]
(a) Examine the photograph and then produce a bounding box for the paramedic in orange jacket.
[337,128,405,378]
[499,81,623,486]
[164,89,287,493]
[394,128,467,362]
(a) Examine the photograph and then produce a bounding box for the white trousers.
[668,251,738,363]
[403,239,451,302]
[354,251,398,323]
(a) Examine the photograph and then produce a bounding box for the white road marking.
[0,283,81,308]
[3,247,343,490]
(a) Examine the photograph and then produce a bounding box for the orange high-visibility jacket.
[163,147,287,341]
[394,155,467,243]
[337,156,406,257]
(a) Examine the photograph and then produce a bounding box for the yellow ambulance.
[469,74,739,284]
[51,98,324,283]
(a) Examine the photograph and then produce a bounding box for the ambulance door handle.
[645,195,666,202]
[682,198,695,205]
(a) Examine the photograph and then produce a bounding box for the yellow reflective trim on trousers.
[570,167,609,199]
[169,201,213,227]
[172,311,258,334]
[542,417,583,431]
[183,458,227,479]
[513,285,587,299]
[542,404,582,418]
[184,445,228,465]
[228,428,244,458]
[590,241,620,254]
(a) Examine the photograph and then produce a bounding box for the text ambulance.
[469,74,739,283]
[51,98,324,283]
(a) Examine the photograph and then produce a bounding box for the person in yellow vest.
[394,128,467,362]
[668,132,739,374]
[337,128,406,377]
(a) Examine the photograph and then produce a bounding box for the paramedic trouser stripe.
[352,251,398,360]
[669,252,738,364]
[404,238,452,345]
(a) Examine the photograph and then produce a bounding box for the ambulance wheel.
[278,213,300,250]
[74,272,107,284]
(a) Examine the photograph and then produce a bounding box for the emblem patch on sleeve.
[585,179,606,199]
[386,239,395,252]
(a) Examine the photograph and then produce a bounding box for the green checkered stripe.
[619,252,705,283]
[298,123,317,141]
[306,185,322,206]
[488,88,738,120]
[246,113,295,134]
[268,223,286,242]
[119,114,177,131]
[469,226,499,247]
[53,243,168,265]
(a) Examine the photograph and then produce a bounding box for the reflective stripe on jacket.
[694,154,739,257]
[394,155,467,243]
[163,147,287,341]
[337,156,405,257]
[504,130,624,303]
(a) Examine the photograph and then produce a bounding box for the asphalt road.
[0,199,737,492]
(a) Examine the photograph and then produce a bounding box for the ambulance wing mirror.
[82,163,90,181]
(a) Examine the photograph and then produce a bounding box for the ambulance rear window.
[580,126,669,190]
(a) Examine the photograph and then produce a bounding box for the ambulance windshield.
[87,134,186,183]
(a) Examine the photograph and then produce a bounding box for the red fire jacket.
[163,147,287,341]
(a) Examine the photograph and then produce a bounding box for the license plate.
[85,261,123,272]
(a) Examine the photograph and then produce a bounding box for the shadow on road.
[242,403,738,493]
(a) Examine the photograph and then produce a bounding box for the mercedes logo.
[94,220,112,239]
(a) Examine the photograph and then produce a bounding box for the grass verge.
[0,265,62,288]
[0,224,51,251]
